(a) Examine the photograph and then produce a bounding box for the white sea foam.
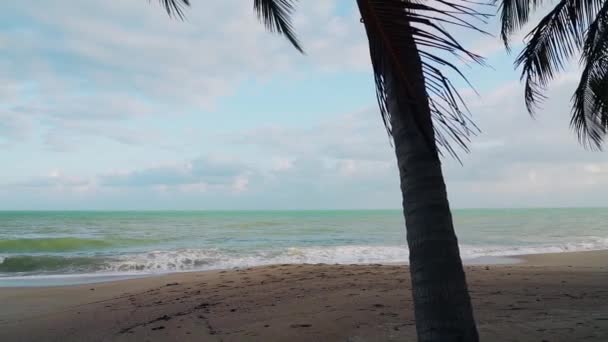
[1,237,607,285]
[3,210,607,287]
[99,236,608,273]
[103,245,409,273]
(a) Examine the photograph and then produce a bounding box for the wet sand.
[1,250,607,341]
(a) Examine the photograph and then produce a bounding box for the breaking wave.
[2,236,607,275]
[0,237,153,253]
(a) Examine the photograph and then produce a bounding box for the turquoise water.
[0,209,607,284]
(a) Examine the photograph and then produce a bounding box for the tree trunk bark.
[384,32,479,342]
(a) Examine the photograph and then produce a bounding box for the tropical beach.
[0,250,607,341]
[3,0,608,341]
[1,210,607,341]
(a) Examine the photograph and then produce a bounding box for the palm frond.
[154,0,190,19]
[494,0,545,50]
[357,0,490,158]
[515,0,604,114]
[572,1,608,148]
[254,0,303,53]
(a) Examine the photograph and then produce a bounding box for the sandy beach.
[1,250,607,341]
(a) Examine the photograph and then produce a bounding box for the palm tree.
[156,1,489,341]
[496,0,608,147]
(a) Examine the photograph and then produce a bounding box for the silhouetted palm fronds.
[497,0,608,148]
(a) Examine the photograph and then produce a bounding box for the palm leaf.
[356,0,490,158]
[153,0,303,52]
[253,0,303,52]
[155,0,191,19]
[514,0,604,114]
[572,1,608,148]
[494,0,545,50]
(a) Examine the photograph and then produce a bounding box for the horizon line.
[0,206,607,212]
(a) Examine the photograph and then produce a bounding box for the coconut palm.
[156,0,489,341]
[496,0,608,147]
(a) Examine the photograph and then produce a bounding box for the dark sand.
[1,250,607,341]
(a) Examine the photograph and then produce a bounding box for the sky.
[0,0,607,210]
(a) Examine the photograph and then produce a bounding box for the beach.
[1,250,607,341]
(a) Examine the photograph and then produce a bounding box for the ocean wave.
[0,255,108,273]
[106,246,409,273]
[0,237,152,253]
[1,237,607,275]
[459,236,608,259]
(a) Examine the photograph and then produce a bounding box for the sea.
[1,208,607,286]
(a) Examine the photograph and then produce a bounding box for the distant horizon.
[2,206,607,212]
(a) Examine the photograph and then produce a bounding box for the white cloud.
[10,170,95,193]
[584,164,608,174]
[271,157,294,172]
[0,111,32,147]
[231,175,250,193]
[99,156,251,190]
[232,107,394,163]
[4,68,608,209]
[0,0,371,151]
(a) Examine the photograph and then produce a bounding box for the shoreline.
[1,250,607,341]
[0,249,606,288]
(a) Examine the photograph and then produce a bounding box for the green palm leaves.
[253,0,303,53]
[356,0,490,158]
[497,0,608,148]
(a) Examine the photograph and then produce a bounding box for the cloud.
[226,73,608,208]
[232,107,394,163]
[270,157,294,172]
[441,73,608,207]
[4,70,608,210]
[10,170,94,192]
[0,0,372,151]
[0,110,32,147]
[99,156,250,190]
[42,119,171,152]
[7,0,369,102]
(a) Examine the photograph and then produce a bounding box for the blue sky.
[1,0,607,210]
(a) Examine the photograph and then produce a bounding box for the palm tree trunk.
[384,33,479,342]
